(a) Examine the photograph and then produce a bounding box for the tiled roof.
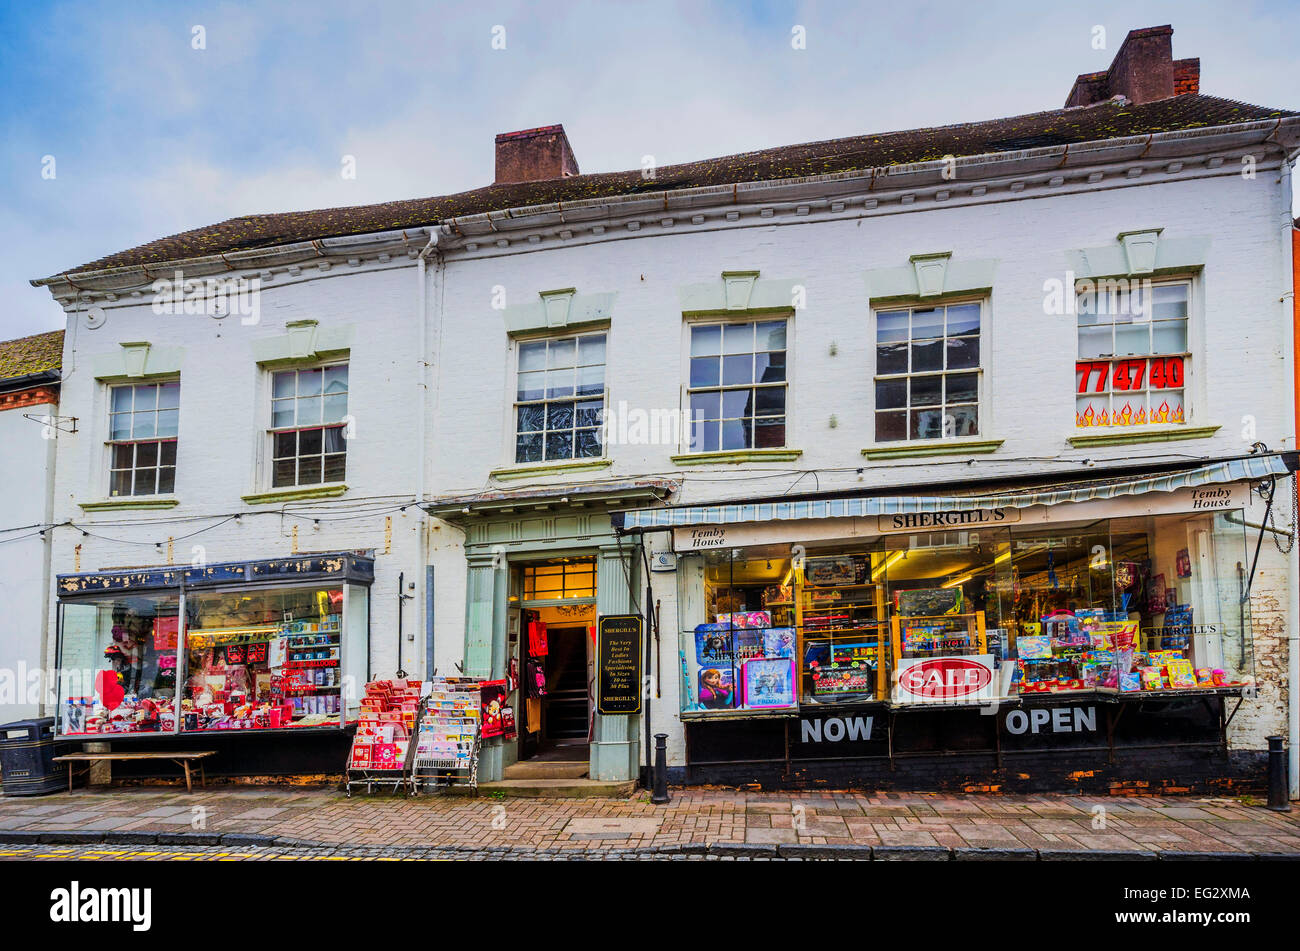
[49,94,1296,277]
[0,330,64,382]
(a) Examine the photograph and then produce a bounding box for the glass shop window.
[998,512,1254,696]
[882,529,1013,705]
[679,545,800,713]
[182,585,345,731]
[58,594,182,735]
[521,559,596,600]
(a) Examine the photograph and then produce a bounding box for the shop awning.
[613,454,1294,531]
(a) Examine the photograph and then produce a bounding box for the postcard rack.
[345,743,414,797]
[410,678,481,795]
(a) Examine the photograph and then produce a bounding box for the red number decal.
[1149,358,1166,388]
[1166,356,1184,387]
[1112,362,1131,391]
[1092,361,1109,393]
[1129,359,1146,390]
[1076,362,1090,394]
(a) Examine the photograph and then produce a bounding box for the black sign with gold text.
[597,614,643,715]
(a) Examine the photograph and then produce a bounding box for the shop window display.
[680,545,800,713]
[58,594,181,735]
[182,585,344,731]
[676,508,1256,716]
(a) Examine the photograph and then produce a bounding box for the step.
[502,760,589,780]
[475,778,638,799]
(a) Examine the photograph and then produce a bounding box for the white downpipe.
[417,228,440,678]
[1284,155,1299,799]
[1289,477,1298,799]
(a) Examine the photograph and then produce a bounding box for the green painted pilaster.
[591,543,642,782]
[465,553,509,781]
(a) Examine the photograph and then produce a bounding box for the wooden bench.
[53,751,217,793]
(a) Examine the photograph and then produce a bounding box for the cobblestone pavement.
[0,844,727,861]
[1,787,1298,859]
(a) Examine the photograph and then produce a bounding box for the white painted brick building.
[23,26,1300,793]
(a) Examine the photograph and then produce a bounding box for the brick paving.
[0,787,1297,858]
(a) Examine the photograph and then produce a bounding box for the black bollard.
[651,732,671,804]
[1267,735,1291,812]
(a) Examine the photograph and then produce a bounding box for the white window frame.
[870,297,985,444]
[681,315,791,454]
[266,361,350,489]
[509,329,608,466]
[105,380,181,498]
[1075,278,1193,429]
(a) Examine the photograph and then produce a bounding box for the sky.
[2,0,1298,339]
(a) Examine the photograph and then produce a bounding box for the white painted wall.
[0,395,56,723]
[45,261,430,696]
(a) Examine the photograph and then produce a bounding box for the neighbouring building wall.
[0,389,57,721]
[44,261,429,694]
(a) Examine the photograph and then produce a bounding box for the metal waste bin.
[0,717,66,796]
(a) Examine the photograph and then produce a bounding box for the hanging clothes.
[528,619,549,657]
[525,657,547,698]
[525,697,542,734]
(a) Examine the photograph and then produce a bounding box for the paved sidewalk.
[1,787,1298,857]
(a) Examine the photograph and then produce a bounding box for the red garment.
[527,619,549,657]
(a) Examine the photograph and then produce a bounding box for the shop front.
[53,552,373,777]
[425,479,675,783]
[617,454,1295,793]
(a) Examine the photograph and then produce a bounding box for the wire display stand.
[344,679,423,797]
[345,752,413,797]
[410,678,481,795]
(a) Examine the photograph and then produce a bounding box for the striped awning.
[616,455,1291,531]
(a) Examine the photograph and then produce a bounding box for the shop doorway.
[511,557,596,768]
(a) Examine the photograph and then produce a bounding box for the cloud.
[3,0,1297,338]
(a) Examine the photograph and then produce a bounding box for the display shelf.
[410,678,481,794]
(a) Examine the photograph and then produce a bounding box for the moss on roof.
[46,94,1296,278]
[0,330,64,381]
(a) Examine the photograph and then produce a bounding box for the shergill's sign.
[877,507,1020,533]
[596,614,643,715]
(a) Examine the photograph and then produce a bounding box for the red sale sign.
[893,655,998,704]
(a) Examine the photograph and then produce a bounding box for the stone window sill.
[670,449,803,466]
[860,439,1004,460]
[1067,425,1219,448]
[241,484,349,505]
[489,459,612,482]
[80,497,180,512]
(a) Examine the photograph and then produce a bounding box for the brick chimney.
[494,124,579,185]
[1065,25,1200,108]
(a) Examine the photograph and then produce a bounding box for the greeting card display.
[479,679,515,739]
[152,616,179,650]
